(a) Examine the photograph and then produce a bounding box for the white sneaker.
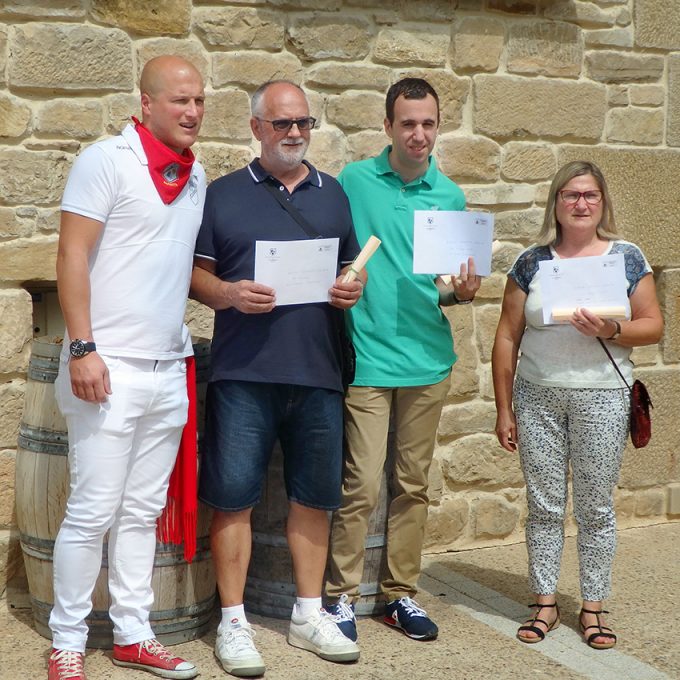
[215,621,265,677]
[288,607,360,662]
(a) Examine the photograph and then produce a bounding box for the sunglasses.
[256,117,317,132]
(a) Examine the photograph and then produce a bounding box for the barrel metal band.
[18,424,69,455]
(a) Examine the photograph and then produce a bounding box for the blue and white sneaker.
[384,597,438,640]
[326,594,358,642]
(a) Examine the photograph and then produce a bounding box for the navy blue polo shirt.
[195,159,360,392]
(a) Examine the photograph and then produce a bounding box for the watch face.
[70,339,87,358]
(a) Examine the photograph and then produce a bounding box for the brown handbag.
[598,338,653,448]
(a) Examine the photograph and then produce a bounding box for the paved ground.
[2,522,678,680]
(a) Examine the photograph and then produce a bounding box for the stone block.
[634,0,680,50]
[634,488,665,517]
[608,85,629,107]
[507,21,582,78]
[464,183,535,207]
[615,488,635,520]
[605,107,663,146]
[0,380,25,450]
[0,529,24,598]
[451,17,505,73]
[0,149,71,207]
[478,364,495,401]
[617,368,679,488]
[136,39,209,83]
[395,69,470,130]
[347,131,388,163]
[373,28,449,67]
[305,63,391,92]
[200,89,251,141]
[90,0,190,36]
[657,269,680,363]
[475,304,502,364]
[0,289,32,373]
[668,484,680,516]
[213,51,303,89]
[0,235,58,283]
[487,0,538,13]
[558,145,680,266]
[436,135,501,183]
[446,306,479,397]
[0,450,15,526]
[288,15,371,61]
[438,401,497,439]
[630,344,659,367]
[0,26,6,84]
[584,27,633,48]
[502,143,556,182]
[9,24,133,93]
[194,7,283,51]
[424,497,469,550]
[586,50,664,83]
[443,433,524,489]
[474,75,607,141]
[326,92,384,132]
[667,55,680,147]
[0,1,84,19]
[36,100,102,140]
[105,94,141,135]
[0,93,31,138]
[629,85,664,107]
[306,127,347,176]
[473,495,521,539]
[494,208,545,241]
[194,143,254,184]
[544,0,620,27]
[0,208,34,239]
[402,0,457,21]
[185,300,213,343]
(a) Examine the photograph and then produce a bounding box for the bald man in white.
[48,56,206,680]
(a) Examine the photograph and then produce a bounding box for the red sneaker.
[112,639,198,679]
[48,649,87,680]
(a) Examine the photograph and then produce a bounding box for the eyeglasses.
[558,190,603,205]
[256,117,317,132]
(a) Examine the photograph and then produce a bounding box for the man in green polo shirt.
[326,77,481,643]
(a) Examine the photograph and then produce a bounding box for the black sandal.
[579,608,617,649]
[517,603,560,643]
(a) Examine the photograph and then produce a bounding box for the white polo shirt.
[61,124,206,360]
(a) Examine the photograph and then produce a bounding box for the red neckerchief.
[132,116,195,205]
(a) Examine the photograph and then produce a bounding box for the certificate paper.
[254,238,339,306]
[539,253,628,325]
[413,210,494,276]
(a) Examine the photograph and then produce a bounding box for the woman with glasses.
[491,161,663,649]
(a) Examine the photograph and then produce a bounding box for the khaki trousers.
[326,375,450,602]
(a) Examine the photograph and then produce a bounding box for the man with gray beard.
[190,81,364,677]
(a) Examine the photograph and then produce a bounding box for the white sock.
[221,604,247,629]
[295,596,323,618]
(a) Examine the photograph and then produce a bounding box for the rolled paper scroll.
[342,235,382,283]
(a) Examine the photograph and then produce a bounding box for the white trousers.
[50,355,188,652]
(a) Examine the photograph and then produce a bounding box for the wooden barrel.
[15,337,216,648]
[244,439,393,619]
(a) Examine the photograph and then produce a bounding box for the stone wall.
[2,0,680,594]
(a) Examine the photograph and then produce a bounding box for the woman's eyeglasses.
[558,190,603,205]
[256,117,317,132]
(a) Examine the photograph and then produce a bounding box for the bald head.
[140,55,203,99]
[139,55,205,152]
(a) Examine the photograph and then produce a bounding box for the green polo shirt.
[338,146,466,387]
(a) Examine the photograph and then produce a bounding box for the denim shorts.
[198,380,343,512]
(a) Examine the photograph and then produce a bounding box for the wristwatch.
[453,293,473,305]
[69,339,97,358]
[606,320,621,341]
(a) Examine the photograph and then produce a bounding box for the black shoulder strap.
[261,179,320,239]
[597,337,632,392]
